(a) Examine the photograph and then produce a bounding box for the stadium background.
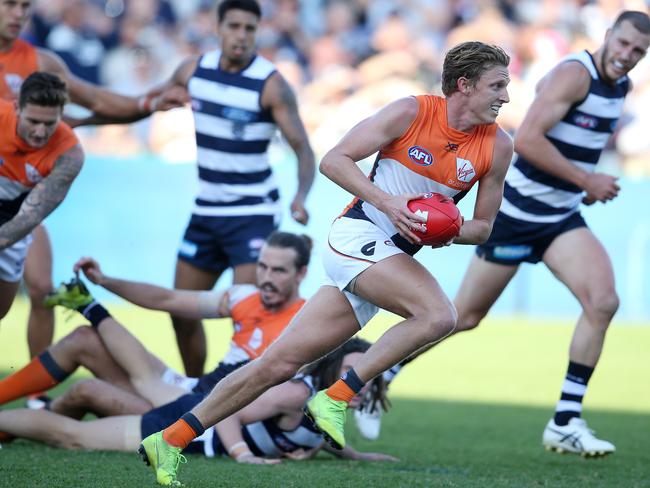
[2,2,650,486]
[16,0,650,319]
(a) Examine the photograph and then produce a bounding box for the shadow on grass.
[1,394,648,488]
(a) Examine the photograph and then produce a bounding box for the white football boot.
[542,417,615,457]
[354,392,382,440]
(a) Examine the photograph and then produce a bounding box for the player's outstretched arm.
[0,145,83,250]
[319,97,427,244]
[263,73,315,224]
[39,50,193,125]
[454,127,513,245]
[214,380,310,465]
[514,62,619,203]
[73,257,227,319]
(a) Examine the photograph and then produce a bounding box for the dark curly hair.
[300,338,390,413]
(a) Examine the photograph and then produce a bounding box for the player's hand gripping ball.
[407,193,462,246]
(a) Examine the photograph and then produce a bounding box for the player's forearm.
[0,216,40,250]
[294,147,316,200]
[453,219,492,245]
[98,276,178,311]
[514,134,588,188]
[320,153,390,211]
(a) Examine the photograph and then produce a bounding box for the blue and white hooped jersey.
[188,50,281,217]
[501,50,629,223]
[192,375,322,458]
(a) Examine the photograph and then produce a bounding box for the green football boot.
[44,275,93,310]
[138,432,186,486]
[304,390,348,450]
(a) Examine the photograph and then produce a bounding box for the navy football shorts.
[178,214,277,272]
[477,211,587,265]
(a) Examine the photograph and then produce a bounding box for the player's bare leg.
[541,227,617,456]
[355,254,518,440]
[0,408,141,451]
[232,262,256,284]
[171,259,220,377]
[50,378,152,419]
[24,225,55,357]
[0,279,19,320]
[92,315,187,406]
[0,324,135,406]
[190,285,361,426]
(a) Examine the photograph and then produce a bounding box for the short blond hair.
[442,41,510,96]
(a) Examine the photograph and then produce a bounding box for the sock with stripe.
[554,361,594,426]
[326,368,365,403]
[162,413,205,449]
[77,300,111,328]
[0,351,70,405]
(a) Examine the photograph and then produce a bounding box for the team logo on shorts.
[361,241,376,256]
[408,146,434,166]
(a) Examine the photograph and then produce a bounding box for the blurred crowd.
[23,0,650,176]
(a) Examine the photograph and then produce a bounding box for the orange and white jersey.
[222,284,304,364]
[0,39,39,101]
[0,100,78,225]
[342,95,498,251]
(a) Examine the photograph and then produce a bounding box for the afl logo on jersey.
[408,146,434,166]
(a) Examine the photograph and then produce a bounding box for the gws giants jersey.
[0,39,39,101]
[0,100,79,225]
[343,95,498,253]
[188,50,281,218]
[222,284,305,364]
[501,51,629,223]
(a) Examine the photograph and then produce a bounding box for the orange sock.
[163,419,198,449]
[0,353,64,405]
[326,379,356,403]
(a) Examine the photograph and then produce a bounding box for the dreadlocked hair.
[300,337,391,413]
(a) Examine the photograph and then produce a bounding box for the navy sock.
[341,368,365,394]
[77,301,111,328]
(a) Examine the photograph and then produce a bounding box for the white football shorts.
[322,216,404,328]
[0,234,33,282]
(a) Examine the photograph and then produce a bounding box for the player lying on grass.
[0,336,394,464]
[0,231,313,411]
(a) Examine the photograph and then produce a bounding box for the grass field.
[1,298,649,487]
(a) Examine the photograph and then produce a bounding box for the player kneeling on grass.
[0,335,395,466]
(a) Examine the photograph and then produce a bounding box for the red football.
[407,193,463,246]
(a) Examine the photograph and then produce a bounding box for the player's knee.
[456,310,486,332]
[416,308,457,342]
[64,326,101,354]
[585,289,619,324]
[65,379,101,407]
[26,276,54,302]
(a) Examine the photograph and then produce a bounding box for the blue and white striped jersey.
[501,50,629,223]
[192,375,322,458]
[188,49,281,217]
